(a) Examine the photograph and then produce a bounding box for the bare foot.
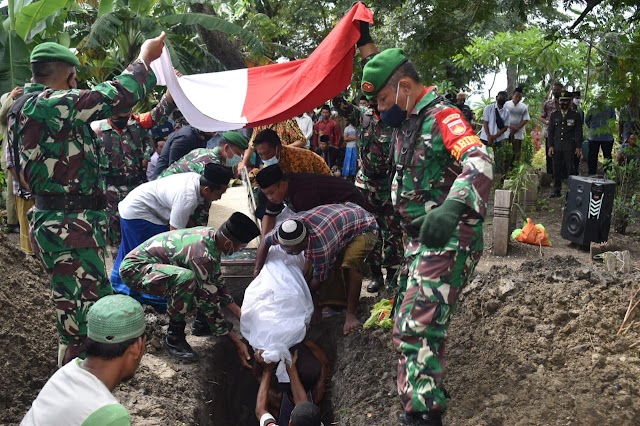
[343,312,360,335]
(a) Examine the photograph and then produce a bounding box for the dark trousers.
[587,139,614,175]
[545,138,554,174]
[553,149,575,193]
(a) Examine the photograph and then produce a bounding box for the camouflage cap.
[222,131,249,150]
[87,295,146,344]
[361,48,408,100]
[30,42,80,66]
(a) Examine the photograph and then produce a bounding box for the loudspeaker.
[561,176,616,246]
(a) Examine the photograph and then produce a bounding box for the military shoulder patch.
[435,108,482,161]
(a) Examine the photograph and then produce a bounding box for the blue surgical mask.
[225,153,242,167]
[380,83,409,128]
[262,156,279,166]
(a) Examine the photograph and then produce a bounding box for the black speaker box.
[561,176,616,246]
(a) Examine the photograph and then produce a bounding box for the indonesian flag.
[150,2,373,131]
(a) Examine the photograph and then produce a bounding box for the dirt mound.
[0,233,56,424]
[446,256,640,425]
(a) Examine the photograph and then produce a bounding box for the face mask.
[225,153,242,167]
[380,83,409,128]
[262,156,279,166]
[573,98,581,107]
[111,117,129,129]
[497,98,506,107]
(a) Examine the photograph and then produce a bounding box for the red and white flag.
[150,2,373,131]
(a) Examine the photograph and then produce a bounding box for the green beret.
[30,42,80,66]
[222,131,249,150]
[361,48,408,99]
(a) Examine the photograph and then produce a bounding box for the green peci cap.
[222,131,249,150]
[87,295,146,344]
[30,42,80,66]
[361,48,408,99]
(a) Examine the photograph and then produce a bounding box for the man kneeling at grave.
[119,212,260,363]
[254,203,378,335]
[23,295,146,425]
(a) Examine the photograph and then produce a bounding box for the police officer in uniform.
[548,90,583,197]
[356,20,494,425]
[13,35,165,366]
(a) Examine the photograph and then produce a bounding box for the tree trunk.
[506,64,517,95]
[189,3,247,71]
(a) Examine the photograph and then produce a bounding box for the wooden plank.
[493,189,512,256]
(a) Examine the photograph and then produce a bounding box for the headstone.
[493,189,512,256]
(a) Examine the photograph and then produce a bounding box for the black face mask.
[497,99,506,107]
[111,117,129,129]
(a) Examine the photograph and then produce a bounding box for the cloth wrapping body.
[241,245,312,382]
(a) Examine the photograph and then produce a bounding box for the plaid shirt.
[265,202,378,281]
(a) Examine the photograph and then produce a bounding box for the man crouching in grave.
[254,202,379,335]
[119,212,260,363]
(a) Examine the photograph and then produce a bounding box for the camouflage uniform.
[391,89,493,413]
[341,104,403,274]
[157,147,224,226]
[94,95,174,258]
[16,59,157,362]
[120,227,234,336]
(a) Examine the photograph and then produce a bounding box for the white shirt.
[22,358,129,426]
[505,100,531,139]
[295,114,314,148]
[480,103,511,143]
[119,172,204,229]
[343,124,357,148]
[146,151,159,181]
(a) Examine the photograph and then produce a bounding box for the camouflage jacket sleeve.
[55,60,156,124]
[0,94,14,126]
[188,256,235,307]
[134,94,176,129]
[434,107,494,218]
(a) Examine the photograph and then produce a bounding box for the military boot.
[398,411,442,426]
[367,266,384,293]
[191,310,212,336]
[165,321,199,362]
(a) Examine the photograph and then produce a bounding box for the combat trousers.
[120,260,231,336]
[358,187,403,271]
[38,246,112,364]
[393,245,481,413]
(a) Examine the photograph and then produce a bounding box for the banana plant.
[0,0,73,94]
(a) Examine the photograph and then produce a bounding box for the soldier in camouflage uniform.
[119,212,260,364]
[14,36,165,366]
[157,131,248,226]
[360,44,493,425]
[334,96,403,293]
[93,93,176,259]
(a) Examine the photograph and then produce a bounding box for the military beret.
[222,131,249,150]
[30,42,80,66]
[361,48,408,99]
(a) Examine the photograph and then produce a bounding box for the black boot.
[367,266,384,293]
[384,267,399,290]
[165,321,199,362]
[191,310,212,336]
[398,411,442,426]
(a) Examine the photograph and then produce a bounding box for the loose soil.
[1,188,639,425]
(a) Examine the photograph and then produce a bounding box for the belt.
[104,174,146,187]
[35,194,106,211]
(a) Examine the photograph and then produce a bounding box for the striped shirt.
[265,202,378,280]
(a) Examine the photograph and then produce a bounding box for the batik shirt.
[17,59,156,251]
[264,202,378,281]
[391,87,494,255]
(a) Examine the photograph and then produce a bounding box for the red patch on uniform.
[362,81,375,93]
[435,107,483,161]
[447,118,466,135]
